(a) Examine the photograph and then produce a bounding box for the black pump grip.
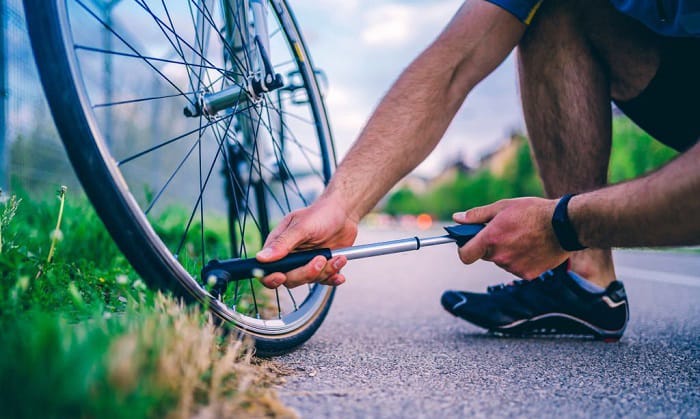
[202,248,333,282]
[443,223,485,247]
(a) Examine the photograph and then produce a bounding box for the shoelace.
[487,269,557,293]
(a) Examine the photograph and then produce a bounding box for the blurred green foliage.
[0,189,283,418]
[608,116,678,183]
[384,117,678,219]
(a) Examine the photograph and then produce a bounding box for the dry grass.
[105,294,298,418]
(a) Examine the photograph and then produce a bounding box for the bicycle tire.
[24,0,337,356]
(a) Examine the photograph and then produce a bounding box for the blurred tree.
[383,116,678,219]
[609,116,677,183]
[384,187,423,216]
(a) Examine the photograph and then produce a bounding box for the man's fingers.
[458,233,489,265]
[281,255,323,288]
[319,256,346,280]
[261,272,286,289]
[260,255,347,289]
[284,255,346,288]
[320,273,346,287]
[453,200,509,224]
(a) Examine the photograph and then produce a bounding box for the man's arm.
[571,141,700,247]
[455,141,700,279]
[325,1,526,221]
[257,1,527,288]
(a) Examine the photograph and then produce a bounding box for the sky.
[289,0,525,176]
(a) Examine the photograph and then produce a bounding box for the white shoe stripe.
[602,295,626,308]
[451,294,468,310]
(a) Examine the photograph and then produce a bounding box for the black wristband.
[551,194,587,252]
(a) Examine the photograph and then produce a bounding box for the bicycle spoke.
[92,90,198,108]
[75,0,196,107]
[74,44,236,76]
[213,127,265,237]
[273,58,294,69]
[262,97,327,183]
[197,116,205,266]
[240,107,264,320]
[260,97,323,157]
[138,0,209,91]
[133,0,250,95]
[185,0,213,90]
[200,104,267,260]
[187,0,251,84]
[286,287,298,311]
[260,101,292,212]
[173,122,230,257]
[238,105,266,258]
[226,111,297,216]
[142,0,219,97]
[154,0,200,95]
[276,108,316,126]
[144,138,200,215]
[117,114,231,165]
[239,100,321,205]
[275,288,281,318]
[208,94,267,241]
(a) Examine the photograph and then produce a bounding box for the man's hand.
[453,197,569,279]
[256,197,358,289]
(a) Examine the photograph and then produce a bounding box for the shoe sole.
[491,312,626,341]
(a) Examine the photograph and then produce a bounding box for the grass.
[0,188,296,418]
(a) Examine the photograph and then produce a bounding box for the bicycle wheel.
[24,0,337,355]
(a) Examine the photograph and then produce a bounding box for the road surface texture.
[277,226,700,418]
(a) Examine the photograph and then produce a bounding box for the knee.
[518,0,583,57]
[517,0,590,80]
[518,0,660,101]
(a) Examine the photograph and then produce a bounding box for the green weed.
[0,190,295,418]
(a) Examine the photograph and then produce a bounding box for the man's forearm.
[320,1,525,221]
[570,141,700,247]
[322,46,469,221]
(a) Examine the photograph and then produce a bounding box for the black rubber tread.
[24,0,336,354]
[254,287,335,357]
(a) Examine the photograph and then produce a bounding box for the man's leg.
[517,0,661,287]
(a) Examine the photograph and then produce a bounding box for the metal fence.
[0,0,214,198]
[1,0,80,194]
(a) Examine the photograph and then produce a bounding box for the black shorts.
[613,38,700,152]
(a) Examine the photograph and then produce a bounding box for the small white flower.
[50,229,64,242]
[132,279,146,290]
[103,312,112,319]
[116,274,129,285]
[16,276,30,292]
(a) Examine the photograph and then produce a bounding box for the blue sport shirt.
[485,0,700,37]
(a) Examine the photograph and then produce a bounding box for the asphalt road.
[277,226,700,418]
